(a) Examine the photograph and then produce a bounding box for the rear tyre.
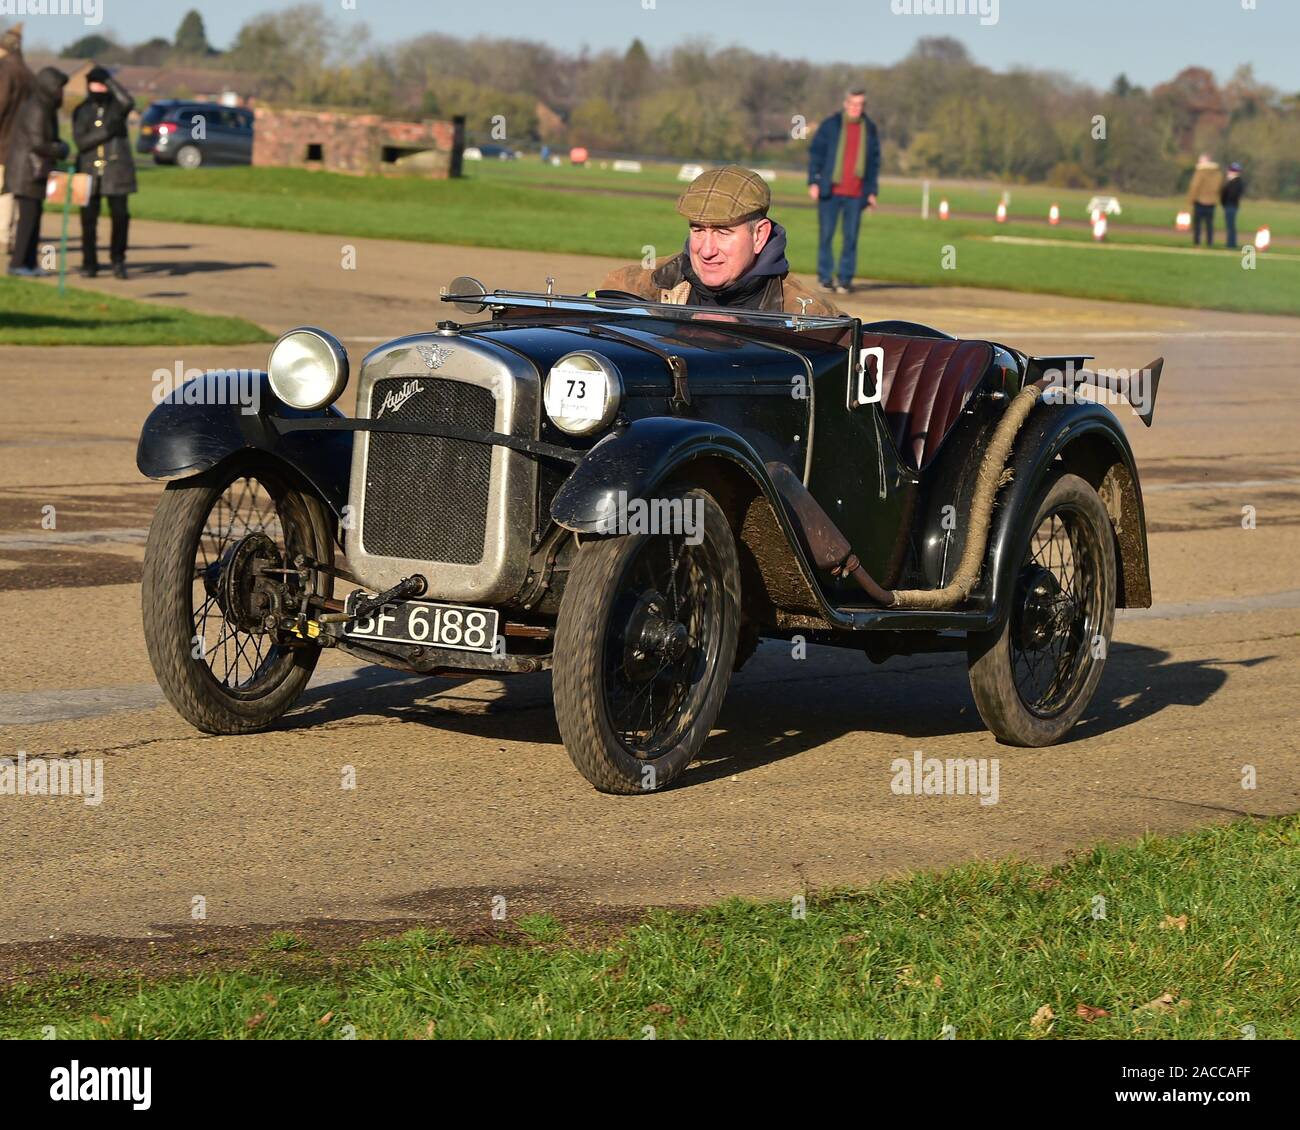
[142,462,333,734]
[553,489,740,794]
[176,144,203,170]
[967,473,1116,746]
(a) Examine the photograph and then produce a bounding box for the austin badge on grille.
[416,343,453,370]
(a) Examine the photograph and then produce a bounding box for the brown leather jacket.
[1185,161,1223,208]
[598,253,841,317]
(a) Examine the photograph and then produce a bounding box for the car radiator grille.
[362,378,495,565]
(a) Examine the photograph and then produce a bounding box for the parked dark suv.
[137,101,254,169]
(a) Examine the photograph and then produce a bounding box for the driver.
[596,165,840,316]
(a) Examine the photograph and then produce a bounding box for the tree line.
[31,5,1300,200]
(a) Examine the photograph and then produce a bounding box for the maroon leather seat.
[862,332,992,471]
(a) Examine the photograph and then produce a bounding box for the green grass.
[474,157,1300,239]
[0,275,270,346]
[118,166,1300,315]
[3,816,1295,1039]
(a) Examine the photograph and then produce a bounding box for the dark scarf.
[679,221,791,309]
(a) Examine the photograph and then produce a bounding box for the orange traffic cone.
[1092,216,1108,241]
[1048,203,1060,225]
[1255,226,1271,251]
[938,199,950,220]
[1175,211,1191,232]
[995,202,1007,223]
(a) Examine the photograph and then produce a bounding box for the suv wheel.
[176,144,203,169]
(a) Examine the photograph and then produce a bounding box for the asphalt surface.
[1,219,1297,944]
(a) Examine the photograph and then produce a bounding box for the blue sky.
[15,0,1297,91]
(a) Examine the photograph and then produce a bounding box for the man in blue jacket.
[807,89,880,294]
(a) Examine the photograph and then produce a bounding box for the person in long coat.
[73,64,137,278]
[3,66,68,276]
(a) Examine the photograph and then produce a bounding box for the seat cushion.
[862,332,993,471]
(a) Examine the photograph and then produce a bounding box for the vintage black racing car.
[137,280,1162,793]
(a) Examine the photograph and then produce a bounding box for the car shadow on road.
[274,641,1263,789]
[686,642,1258,787]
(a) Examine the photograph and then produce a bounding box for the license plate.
[344,593,499,653]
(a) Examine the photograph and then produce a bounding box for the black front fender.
[551,417,778,533]
[985,399,1152,618]
[136,372,353,517]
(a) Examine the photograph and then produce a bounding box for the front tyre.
[967,473,1116,746]
[553,489,740,794]
[142,462,334,734]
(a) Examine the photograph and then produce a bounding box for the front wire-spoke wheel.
[967,473,1116,746]
[553,489,740,794]
[142,462,333,733]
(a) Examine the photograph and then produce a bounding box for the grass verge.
[0,276,269,347]
[118,167,1300,316]
[2,815,1295,1039]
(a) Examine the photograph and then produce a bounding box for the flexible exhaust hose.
[883,380,1044,608]
[767,380,1045,610]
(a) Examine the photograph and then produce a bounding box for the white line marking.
[1144,478,1300,493]
[4,589,1298,726]
[1118,589,1300,621]
[0,528,150,551]
[989,234,1300,261]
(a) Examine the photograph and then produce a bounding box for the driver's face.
[688,219,770,289]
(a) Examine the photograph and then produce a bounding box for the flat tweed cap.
[676,165,771,226]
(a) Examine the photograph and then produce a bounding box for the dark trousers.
[1223,205,1239,249]
[8,195,43,271]
[1192,202,1215,246]
[817,194,866,285]
[81,192,130,268]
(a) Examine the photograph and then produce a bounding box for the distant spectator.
[1185,153,1223,247]
[4,66,68,277]
[73,65,137,279]
[0,22,34,257]
[1220,161,1245,250]
[807,87,880,294]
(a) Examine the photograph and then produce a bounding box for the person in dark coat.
[3,65,67,276]
[73,65,136,278]
[0,22,35,256]
[1220,162,1246,250]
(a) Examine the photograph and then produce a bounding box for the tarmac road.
[0,219,1297,946]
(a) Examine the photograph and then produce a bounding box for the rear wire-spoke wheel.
[967,473,1116,746]
[142,462,333,734]
[553,489,740,794]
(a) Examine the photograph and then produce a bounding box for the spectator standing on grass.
[807,87,880,295]
[0,23,35,258]
[73,65,136,279]
[4,66,68,277]
[1185,153,1222,247]
[1220,161,1245,250]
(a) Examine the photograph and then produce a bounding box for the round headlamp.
[268,328,349,410]
[543,351,622,436]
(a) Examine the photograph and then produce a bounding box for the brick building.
[252,107,465,178]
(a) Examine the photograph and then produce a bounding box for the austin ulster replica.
[137,280,1163,793]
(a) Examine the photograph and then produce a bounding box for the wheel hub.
[1014,564,1077,652]
[622,591,690,680]
[216,532,283,632]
